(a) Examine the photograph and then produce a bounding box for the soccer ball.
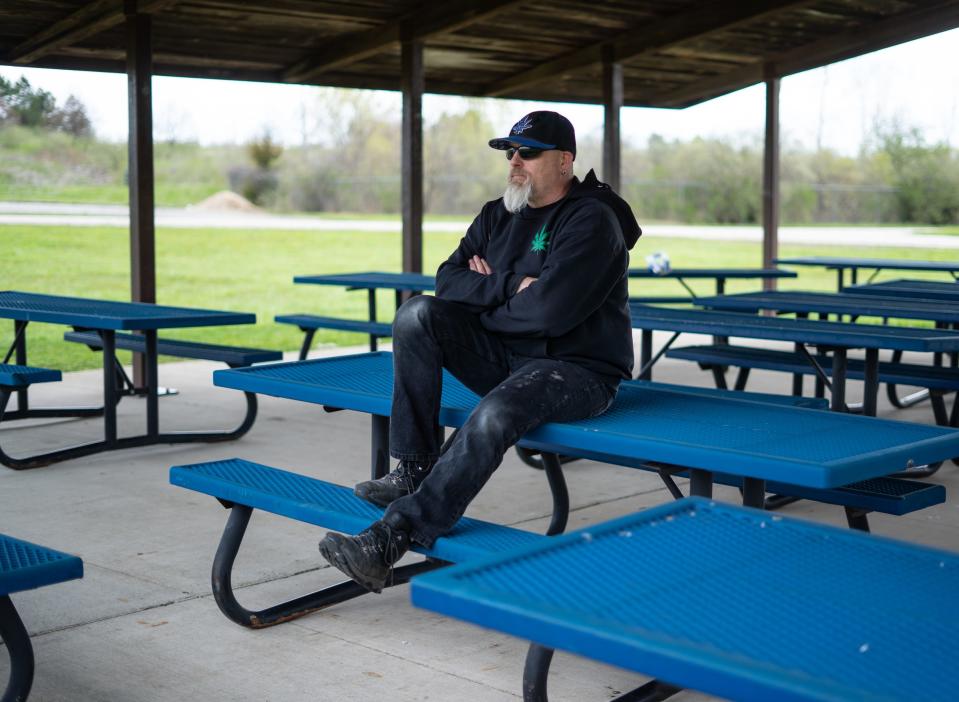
[645,251,671,275]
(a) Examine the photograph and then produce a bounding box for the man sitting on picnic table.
[319,111,642,592]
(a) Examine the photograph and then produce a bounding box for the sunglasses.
[505,146,549,161]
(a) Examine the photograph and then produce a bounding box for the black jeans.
[384,296,617,547]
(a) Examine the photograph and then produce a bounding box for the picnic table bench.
[846,278,959,302]
[684,290,959,421]
[1,534,83,702]
[62,329,281,441]
[412,496,959,702]
[0,364,64,421]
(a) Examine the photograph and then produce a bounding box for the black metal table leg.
[101,330,117,445]
[741,477,766,509]
[145,330,159,438]
[211,504,444,628]
[12,321,28,418]
[688,469,712,498]
[371,414,390,479]
[638,329,653,380]
[523,640,681,702]
[539,452,569,536]
[367,290,378,352]
[830,348,847,412]
[0,594,34,702]
[523,644,553,702]
[297,327,316,360]
[862,347,879,417]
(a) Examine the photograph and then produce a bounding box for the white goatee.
[502,179,532,213]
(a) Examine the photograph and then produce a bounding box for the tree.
[49,95,93,137]
[0,76,56,127]
[874,122,959,224]
[248,130,283,170]
[0,76,94,136]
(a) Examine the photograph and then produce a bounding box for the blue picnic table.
[412,496,959,702]
[285,272,436,353]
[694,290,959,412]
[213,352,959,517]
[0,290,259,468]
[696,290,959,325]
[285,269,798,351]
[775,256,959,290]
[846,278,959,301]
[627,267,795,303]
[628,303,959,416]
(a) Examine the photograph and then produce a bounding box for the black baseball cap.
[489,111,576,159]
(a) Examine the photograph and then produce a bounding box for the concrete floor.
[2,334,958,702]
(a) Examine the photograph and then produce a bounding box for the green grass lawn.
[2,222,957,371]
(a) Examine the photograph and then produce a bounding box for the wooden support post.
[602,47,623,192]
[401,38,424,288]
[762,66,780,291]
[126,0,156,385]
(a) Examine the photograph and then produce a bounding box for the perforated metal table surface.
[411,497,959,702]
[697,290,959,324]
[0,290,254,329]
[0,534,83,596]
[214,352,959,489]
[293,271,436,291]
[775,256,959,290]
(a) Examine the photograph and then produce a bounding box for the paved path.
[2,200,959,248]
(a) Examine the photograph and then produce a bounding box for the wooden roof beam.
[483,0,813,98]
[283,0,524,84]
[649,0,959,108]
[10,0,177,65]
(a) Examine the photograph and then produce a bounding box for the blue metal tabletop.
[628,303,959,352]
[775,256,959,273]
[846,279,959,301]
[412,496,959,702]
[695,290,959,323]
[0,291,256,330]
[293,272,436,291]
[0,533,83,596]
[214,352,959,488]
[628,267,796,279]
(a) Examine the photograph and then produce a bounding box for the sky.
[1,27,957,155]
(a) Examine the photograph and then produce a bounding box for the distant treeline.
[1,80,957,224]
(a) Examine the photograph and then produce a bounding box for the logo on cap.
[511,115,533,135]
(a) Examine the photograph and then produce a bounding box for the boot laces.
[357,522,405,565]
[386,461,424,494]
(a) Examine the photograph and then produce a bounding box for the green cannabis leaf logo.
[530,225,550,253]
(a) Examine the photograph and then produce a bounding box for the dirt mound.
[191,190,262,212]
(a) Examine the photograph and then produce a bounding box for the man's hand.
[516,276,537,293]
[469,256,493,275]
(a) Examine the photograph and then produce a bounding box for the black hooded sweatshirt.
[435,169,642,383]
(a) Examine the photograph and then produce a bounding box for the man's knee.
[392,295,440,337]
[469,398,518,441]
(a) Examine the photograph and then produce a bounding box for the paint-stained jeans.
[384,295,617,548]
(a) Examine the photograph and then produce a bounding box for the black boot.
[354,460,432,507]
[318,513,411,593]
